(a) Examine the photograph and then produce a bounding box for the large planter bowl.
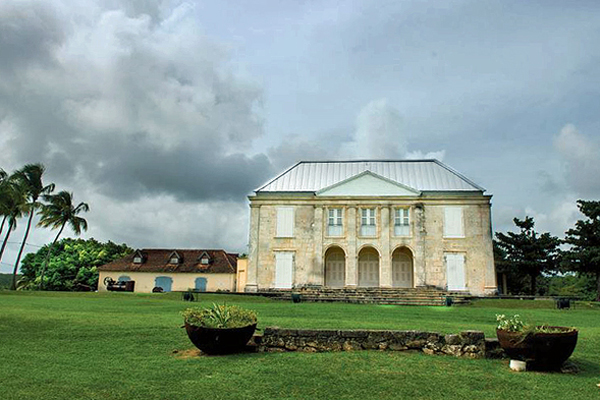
[497,327,578,370]
[529,327,578,370]
[184,323,257,355]
[496,329,534,361]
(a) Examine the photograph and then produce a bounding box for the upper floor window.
[327,208,343,236]
[394,208,410,236]
[444,206,464,238]
[200,257,209,265]
[360,208,376,236]
[276,207,294,237]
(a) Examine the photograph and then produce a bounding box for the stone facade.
[259,327,488,358]
[246,161,496,296]
[246,195,496,295]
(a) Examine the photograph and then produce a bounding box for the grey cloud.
[0,1,273,202]
[554,124,600,197]
[0,1,65,73]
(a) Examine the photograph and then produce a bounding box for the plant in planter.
[182,303,258,355]
[495,314,578,370]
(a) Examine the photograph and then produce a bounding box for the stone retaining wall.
[260,327,496,358]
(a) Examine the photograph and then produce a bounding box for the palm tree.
[0,168,8,237]
[12,164,55,290]
[37,191,89,290]
[0,177,26,267]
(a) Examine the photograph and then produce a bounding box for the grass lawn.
[1,291,599,400]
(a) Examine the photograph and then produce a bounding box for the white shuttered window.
[444,207,464,238]
[276,207,294,237]
[394,208,410,236]
[360,208,376,236]
[328,208,343,236]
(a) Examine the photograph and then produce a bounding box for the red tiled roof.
[98,249,237,274]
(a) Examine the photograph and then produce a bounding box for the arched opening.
[324,247,345,287]
[195,277,207,292]
[117,275,131,282]
[392,247,414,288]
[358,247,379,287]
[154,276,173,292]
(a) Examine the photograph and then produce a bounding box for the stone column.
[245,204,260,292]
[414,204,427,287]
[482,204,498,294]
[345,206,358,287]
[380,206,392,287]
[313,205,324,286]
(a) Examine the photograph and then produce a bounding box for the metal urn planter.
[185,323,257,355]
[497,327,578,370]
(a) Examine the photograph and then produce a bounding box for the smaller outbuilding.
[98,249,238,293]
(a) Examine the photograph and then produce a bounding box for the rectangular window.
[444,206,464,238]
[394,208,410,236]
[360,208,376,236]
[276,207,294,237]
[327,208,343,236]
[170,257,179,264]
[133,256,142,264]
[201,258,209,265]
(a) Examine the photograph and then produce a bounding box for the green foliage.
[18,238,132,291]
[562,200,600,300]
[182,303,258,328]
[0,273,20,289]
[495,314,525,332]
[494,216,561,295]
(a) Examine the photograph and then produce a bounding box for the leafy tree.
[12,164,55,290]
[0,174,26,266]
[562,200,600,301]
[37,191,90,290]
[495,216,561,295]
[19,238,132,291]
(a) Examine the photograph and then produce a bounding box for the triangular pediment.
[316,171,421,197]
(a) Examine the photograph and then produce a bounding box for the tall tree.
[495,216,561,295]
[563,200,600,301]
[0,168,9,237]
[11,164,55,290]
[37,191,89,290]
[0,176,26,265]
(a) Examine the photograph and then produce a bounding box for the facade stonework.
[246,161,496,296]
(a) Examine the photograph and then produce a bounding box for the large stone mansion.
[245,160,496,296]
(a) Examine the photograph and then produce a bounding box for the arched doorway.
[392,247,414,288]
[195,277,207,292]
[358,247,379,287]
[154,276,173,292]
[324,247,345,287]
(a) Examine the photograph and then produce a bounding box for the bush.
[182,303,257,329]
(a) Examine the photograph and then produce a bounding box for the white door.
[446,253,466,291]
[274,252,294,289]
[325,251,345,287]
[358,251,379,287]
[392,254,413,288]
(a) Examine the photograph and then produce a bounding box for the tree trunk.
[0,215,6,238]
[12,209,34,290]
[0,219,14,264]
[530,273,537,295]
[39,223,66,290]
[596,272,600,302]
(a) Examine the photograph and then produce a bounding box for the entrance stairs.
[258,287,471,306]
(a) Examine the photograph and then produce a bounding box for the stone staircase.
[257,287,471,306]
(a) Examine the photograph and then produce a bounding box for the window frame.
[360,207,377,237]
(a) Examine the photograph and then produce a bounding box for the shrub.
[182,303,257,329]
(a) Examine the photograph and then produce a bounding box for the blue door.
[118,275,131,282]
[195,277,207,292]
[155,276,173,292]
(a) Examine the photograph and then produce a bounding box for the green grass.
[1,291,599,400]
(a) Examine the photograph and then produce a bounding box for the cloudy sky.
[1,0,600,273]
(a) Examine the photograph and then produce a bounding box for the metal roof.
[255,160,485,193]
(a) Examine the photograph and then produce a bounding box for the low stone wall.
[260,327,492,358]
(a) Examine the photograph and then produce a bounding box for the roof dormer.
[198,251,211,266]
[133,250,145,264]
[168,251,182,265]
